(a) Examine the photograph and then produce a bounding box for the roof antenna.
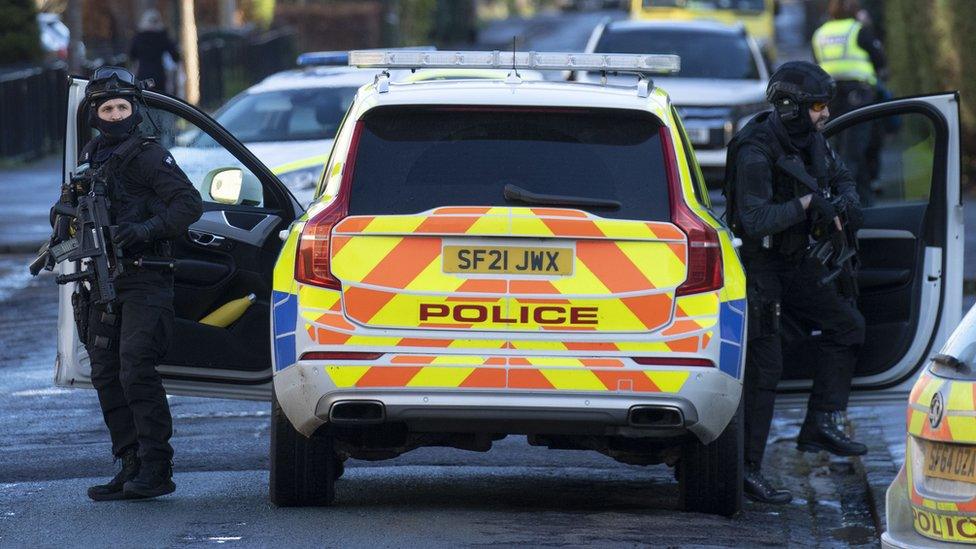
[510,35,521,79]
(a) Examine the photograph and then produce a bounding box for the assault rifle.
[775,156,859,299]
[29,164,123,305]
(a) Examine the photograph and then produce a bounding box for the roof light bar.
[297,51,349,67]
[348,50,681,75]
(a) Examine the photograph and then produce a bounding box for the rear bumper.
[317,390,698,437]
[882,464,968,548]
[274,361,741,444]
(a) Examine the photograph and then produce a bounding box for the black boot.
[797,410,867,457]
[88,447,140,501]
[744,464,792,504]
[123,460,176,499]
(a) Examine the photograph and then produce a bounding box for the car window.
[347,106,671,221]
[594,28,759,80]
[194,87,358,145]
[672,106,714,212]
[141,106,267,208]
[642,0,765,10]
[827,112,936,207]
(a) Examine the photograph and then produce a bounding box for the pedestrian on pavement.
[812,0,887,204]
[129,10,181,94]
[723,61,867,505]
[76,66,202,501]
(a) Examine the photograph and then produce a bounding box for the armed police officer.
[76,66,202,501]
[724,62,866,505]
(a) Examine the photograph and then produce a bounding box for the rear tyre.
[679,403,743,517]
[269,391,338,507]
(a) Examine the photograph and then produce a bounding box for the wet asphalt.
[0,255,879,547]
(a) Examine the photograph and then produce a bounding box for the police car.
[56,51,962,515]
[883,304,976,548]
[191,51,382,205]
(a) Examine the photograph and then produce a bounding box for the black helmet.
[85,66,141,105]
[766,61,835,120]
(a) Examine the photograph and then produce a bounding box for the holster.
[71,285,91,344]
[747,284,781,340]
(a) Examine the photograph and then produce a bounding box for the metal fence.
[198,28,297,109]
[0,63,67,161]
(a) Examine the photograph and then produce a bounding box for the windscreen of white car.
[196,86,358,144]
[594,28,760,80]
[347,106,671,221]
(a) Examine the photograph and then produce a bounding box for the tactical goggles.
[810,101,829,113]
[91,66,137,86]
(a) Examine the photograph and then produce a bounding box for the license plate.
[443,246,573,275]
[686,127,711,146]
[923,440,976,484]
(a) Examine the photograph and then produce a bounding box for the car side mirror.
[202,167,262,206]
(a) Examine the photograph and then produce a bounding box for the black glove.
[113,222,152,248]
[807,194,837,224]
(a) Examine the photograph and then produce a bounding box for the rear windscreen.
[347,107,671,220]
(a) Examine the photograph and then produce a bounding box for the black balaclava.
[90,98,143,162]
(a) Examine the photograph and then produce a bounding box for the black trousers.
[742,258,865,466]
[85,274,175,463]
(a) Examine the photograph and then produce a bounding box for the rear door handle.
[188,230,225,248]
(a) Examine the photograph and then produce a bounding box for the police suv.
[56,51,963,516]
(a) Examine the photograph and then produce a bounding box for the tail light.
[660,127,723,296]
[632,356,714,367]
[294,121,364,290]
[295,206,347,289]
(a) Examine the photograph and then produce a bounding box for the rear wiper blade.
[502,184,621,210]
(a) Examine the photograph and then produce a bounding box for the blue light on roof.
[297,51,349,67]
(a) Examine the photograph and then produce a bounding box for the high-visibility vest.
[812,18,877,85]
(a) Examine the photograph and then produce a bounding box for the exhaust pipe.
[628,406,684,428]
[329,400,386,424]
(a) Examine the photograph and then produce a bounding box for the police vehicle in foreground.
[55,51,962,516]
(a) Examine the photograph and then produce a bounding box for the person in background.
[812,0,887,204]
[130,10,180,94]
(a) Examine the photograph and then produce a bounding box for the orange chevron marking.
[701,332,712,348]
[592,370,659,392]
[530,208,588,218]
[316,328,350,345]
[540,218,605,238]
[508,357,532,366]
[315,312,356,331]
[484,357,506,365]
[620,293,672,330]
[577,241,654,292]
[335,217,374,233]
[356,367,422,387]
[460,368,506,388]
[415,215,480,234]
[665,336,698,353]
[668,243,687,265]
[662,320,702,337]
[361,237,441,288]
[344,287,395,324]
[647,222,684,240]
[391,356,436,364]
[331,234,352,256]
[580,358,624,368]
[509,369,555,389]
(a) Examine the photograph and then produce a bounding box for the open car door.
[780,92,963,402]
[55,77,302,400]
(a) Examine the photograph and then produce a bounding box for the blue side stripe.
[719,299,746,378]
[272,291,298,370]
